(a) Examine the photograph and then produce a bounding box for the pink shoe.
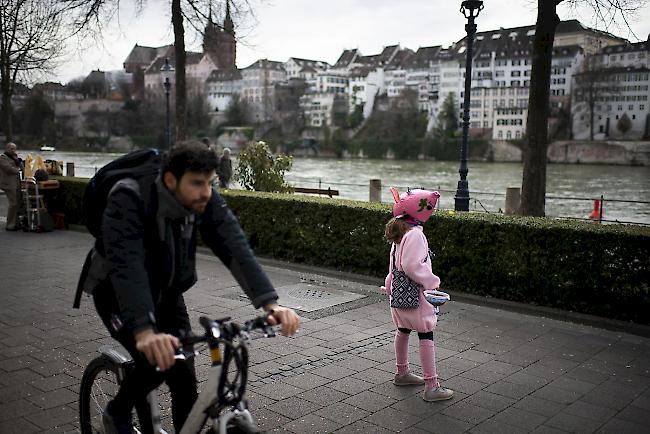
[393,372,425,386]
[422,386,454,402]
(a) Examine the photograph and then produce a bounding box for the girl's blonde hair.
[385,217,411,244]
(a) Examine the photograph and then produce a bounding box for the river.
[25,150,650,225]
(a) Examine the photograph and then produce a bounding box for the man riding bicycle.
[81,143,300,433]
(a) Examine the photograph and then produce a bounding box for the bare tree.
[0,0,66,141]
[62,0,258,144]
[521,0,646,216]
[572,55,617,140]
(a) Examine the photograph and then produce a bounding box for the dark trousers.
[94,286,198,432]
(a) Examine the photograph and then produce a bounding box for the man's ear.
[163,171,178,191]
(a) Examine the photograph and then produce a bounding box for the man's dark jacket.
[83,176,278,332]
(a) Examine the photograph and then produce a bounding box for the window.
[496,70,504,77]
[483,121,489,127]
[512,59,521,66]
[498,130,503,138]
[507,131,512,139]
[641,104,645,111]
[629,104,634,110]
[515,131,521,139]
[511,70,521,77]
[511,80,521,87]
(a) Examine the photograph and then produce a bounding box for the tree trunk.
[520,0,560,217]
[171,0,186,143]
[0,73,12,142]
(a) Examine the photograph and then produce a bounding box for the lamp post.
[161,58,173,149]
[454,0,483,212]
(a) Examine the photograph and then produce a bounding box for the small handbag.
[389,246,420,309]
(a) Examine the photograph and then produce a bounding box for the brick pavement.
[0,210,649,433]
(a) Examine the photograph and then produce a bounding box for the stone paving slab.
[0,214,649,433]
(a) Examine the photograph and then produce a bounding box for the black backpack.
[82,148,161,238]
[74,148,161,308]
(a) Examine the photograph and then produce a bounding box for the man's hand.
[264,303,300,336]
[134,328,180,372]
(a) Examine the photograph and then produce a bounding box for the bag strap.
[391,243,404,272]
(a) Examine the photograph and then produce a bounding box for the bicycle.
[79,314,275,433]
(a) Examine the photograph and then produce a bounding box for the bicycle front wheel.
[79,356,121,434]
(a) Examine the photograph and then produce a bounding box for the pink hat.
[391,187,440,224]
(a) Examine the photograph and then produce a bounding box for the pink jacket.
[384,226,440,332]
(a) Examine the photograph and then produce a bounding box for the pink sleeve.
[399,231,440,290]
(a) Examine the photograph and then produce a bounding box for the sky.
[55,0,650,84]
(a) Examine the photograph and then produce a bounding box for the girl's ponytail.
[385,217,410,244]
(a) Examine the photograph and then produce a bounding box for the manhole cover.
[274,283,366,312]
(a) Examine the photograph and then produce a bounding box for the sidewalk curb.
[253,254,650,338]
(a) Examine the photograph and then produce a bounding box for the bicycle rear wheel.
[79,356,152,434]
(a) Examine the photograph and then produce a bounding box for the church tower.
[203,1,236,69]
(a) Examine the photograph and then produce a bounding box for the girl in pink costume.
[383,188,454,402]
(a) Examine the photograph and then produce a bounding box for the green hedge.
[54,177,650,324]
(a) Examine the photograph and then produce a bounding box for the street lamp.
[454,0,483,212]
[161,57,174,149]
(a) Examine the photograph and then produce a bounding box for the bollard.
[369,179,382,203]
[505,187,520,215]
[588,197,604,224]
[66,162,75,177]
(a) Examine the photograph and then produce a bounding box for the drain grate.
[274,283,365,312]
[288,288,332,299]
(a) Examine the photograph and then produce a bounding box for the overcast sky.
[56,0,650,84]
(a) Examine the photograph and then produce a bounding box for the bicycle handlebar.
[155,314,276,371]
[183,313,276,347]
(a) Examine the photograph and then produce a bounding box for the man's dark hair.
[162,143,219,179]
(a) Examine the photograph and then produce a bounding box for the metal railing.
[66,168,650,226]
[287,178,650,226]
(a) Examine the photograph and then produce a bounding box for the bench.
[293,187,339,198]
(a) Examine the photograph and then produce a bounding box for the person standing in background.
[217,148,233,188]
[0,142,22,231]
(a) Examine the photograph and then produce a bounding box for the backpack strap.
[73,247,95,309]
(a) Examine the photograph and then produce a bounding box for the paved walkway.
[0,199,649,433]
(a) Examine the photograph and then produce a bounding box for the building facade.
[572,41,650,140]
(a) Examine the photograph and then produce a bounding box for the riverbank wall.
[490,139,650,165]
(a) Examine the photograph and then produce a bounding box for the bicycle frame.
[180,355,255,434]
[93,315,267,434]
